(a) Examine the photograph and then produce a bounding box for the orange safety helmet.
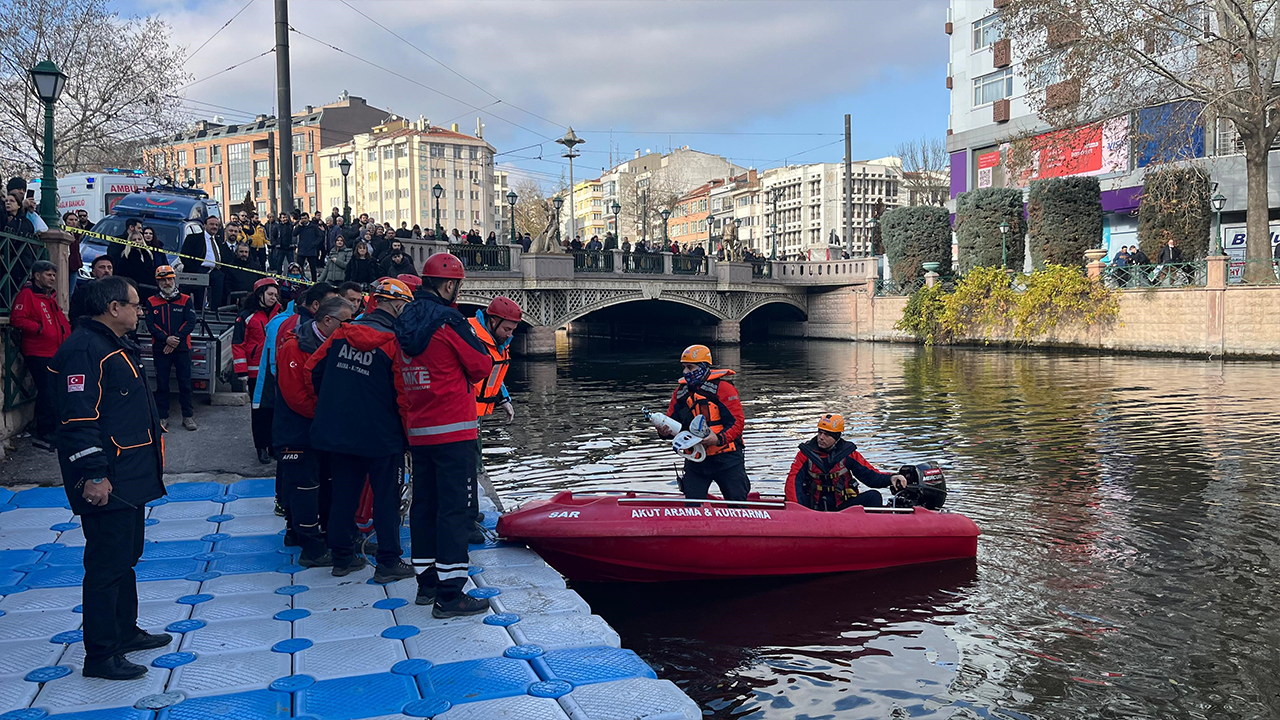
[396,273,423,292]
[155,265,176,280]
[486,296,522,323]
[817,413,845,434]
[423,252,465,279]
[371,277,414,303]
[680,344,712,365]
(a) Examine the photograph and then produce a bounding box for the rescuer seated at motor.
[785,413,907,510]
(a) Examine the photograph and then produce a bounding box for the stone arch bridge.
[403,243,876,356]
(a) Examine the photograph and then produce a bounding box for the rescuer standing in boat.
[785,413,907,510]
[657,344,750,501]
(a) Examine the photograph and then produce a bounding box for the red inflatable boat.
[496,491,980,582]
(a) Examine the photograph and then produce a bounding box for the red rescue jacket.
[784,439,893,509]
[666,369,745,456]
[232,304,280,379]
[12,283,71,358]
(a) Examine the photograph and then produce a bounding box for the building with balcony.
[757,159,902,260]
[317,117,496,233]
[144,92,389,218]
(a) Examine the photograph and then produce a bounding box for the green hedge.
[1137,167,1210,260]
[881,205,953,281]
[954,188,1026,274]
[1027,176,1102,266]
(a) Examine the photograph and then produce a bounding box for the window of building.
[456,209,464,219]
[227,142,251,201]
[195,147,207,165]
[384,170,393,180]
[367,149,377,161]
[211,145,221,163]
[293,156,303,174]
[470,190,479,200]
[309,196,315,213]
[254,180,261,196]
[453,146,463,159]
[973,68,1013,106]
[254,159,269,177]
[381,147,392,160]
[213,186,223,202]
[1028,54,1063,89]
[177,150,187,167]
[195,168,204,184]
[397,168,408,179]
[398,188,409,199]
[396,143,408,158]
[468,147,478,160]
[369,192,378,202]
[306,155,313,173]
[305,175,316,193]
[972,14,1003,50]
[455,170,463,179]
[292,134,304,153]
[430,144,443,158]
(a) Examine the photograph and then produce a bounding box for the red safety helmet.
[396,273,423,291]
[486,296,522,323]
[253,277,277,291]
[371,277,414,303]
[423,252,465,279]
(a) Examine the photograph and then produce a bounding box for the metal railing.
[571,250,613,273]
[874,277,926,296]
[1,229,48,315]
[447,244,511,272]
[672,255,708,275]
[751,261,772,279]
[1229,258,1280,284]
[1102,261,1207,289]
[623,252,664,274]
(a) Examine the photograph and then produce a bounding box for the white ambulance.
[30,169,153,223]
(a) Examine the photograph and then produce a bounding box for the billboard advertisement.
[1221,222,1280,283]
[1022,115,1129,183]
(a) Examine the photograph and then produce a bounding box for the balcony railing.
[751,261,772,279]
[672,255,708,275]
[623,252,664,274]
[1101,261,1207,289]
[571,250,613,273]
[447,244,511,272]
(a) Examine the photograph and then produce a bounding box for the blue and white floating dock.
[0,480,701,720]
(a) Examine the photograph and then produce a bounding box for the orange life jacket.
[468,315,509,417]
[798,440,860,507]
[675,368,740,456]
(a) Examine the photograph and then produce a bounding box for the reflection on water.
[484,338,1280,720]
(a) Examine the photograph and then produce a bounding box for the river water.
[482,338,1280,720]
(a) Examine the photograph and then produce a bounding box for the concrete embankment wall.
[773,285,1280,359]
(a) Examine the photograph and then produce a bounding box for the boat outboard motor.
[891,461,947,510]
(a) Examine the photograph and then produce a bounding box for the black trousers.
[299,255,322,281]
[81,506,146,664]
[24,355,56,440]
[327,452,402,568]
[681,451,750,501]
[278,447,328,559]
[153,349,193,419]
[270,247,294,274]
[250,405,273,452]
[409,441,476,602]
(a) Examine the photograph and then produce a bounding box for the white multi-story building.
[757,159,903,260]
[318,117,495,233]
[591,147,745,242]
[493,170,510,239]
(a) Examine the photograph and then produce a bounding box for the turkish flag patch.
[67,374,86,392]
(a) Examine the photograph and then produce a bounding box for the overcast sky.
[124,0,949,187]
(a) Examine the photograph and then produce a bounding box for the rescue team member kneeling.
[785,413,906,510]
[657,344,750,501]
[306,278,416,583]
[274,296,354,567]
[50,276,172,681]
[395,253,495,617]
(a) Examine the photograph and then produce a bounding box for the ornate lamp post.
[556,128,585,243]
[552,195,564,244]
[1211,192,1227,256]
[431,183,444,240]
[506,189,518,245]
[706,215,715,255]
[660,208,671,247]
[999,220,1010,270]
[29,60,68,228]
[611,200,621,241]
[338,157,351,224]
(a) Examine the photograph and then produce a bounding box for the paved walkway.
[0,479,700,719]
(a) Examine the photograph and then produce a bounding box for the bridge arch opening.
[565,299,724,347]
[740,300,808,341]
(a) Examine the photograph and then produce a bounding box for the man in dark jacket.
[294,212,324,281]
[268,213,295,273]
[70,255,114,324]
[147,265,198,432]
[275,295,354,567]
[305,277,416,582]
[381,247,416,278]
[50,276,171,681]
[1156,237,1186,285]
[224,243,264,299]
[178,215,224,311]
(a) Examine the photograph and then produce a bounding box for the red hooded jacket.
[232,305,280,379]
[11,283,71,358]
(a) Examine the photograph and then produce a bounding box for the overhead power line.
[187,0,257,61]
[178,48,274,91]
[577,129,841,137]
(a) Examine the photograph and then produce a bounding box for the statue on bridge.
[721,219,742,262]
[529,200,563,254]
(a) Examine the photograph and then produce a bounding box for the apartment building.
[317,117,496,232]
[570,177,607,241]
[144,93,389,217]
[757,159,902,260]
[709,170,762,249]
[493,170,509,239]
[589,148,745,242]
[668,181,716,249]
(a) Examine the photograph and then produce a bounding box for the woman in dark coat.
[111,223,162,297]
[344,241,379,286]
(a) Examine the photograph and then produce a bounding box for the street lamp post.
[432,183,444,241]
[706,215,715,256]
[552,195,564,245]
[506,189,518,245]
[999,220,1010,270]
[611,200,621,243]
[660,208,671,248]
[1211,192,1227,256]
[29,60,68,229]
[338,157,351,224]
[556,128,585,244]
